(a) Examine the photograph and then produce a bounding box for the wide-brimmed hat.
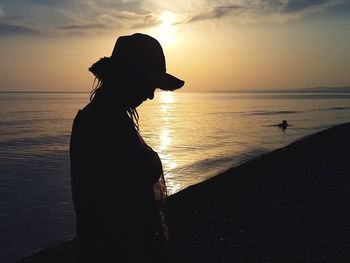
[89,33,184,91]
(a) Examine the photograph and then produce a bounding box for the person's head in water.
[89,33,185,108]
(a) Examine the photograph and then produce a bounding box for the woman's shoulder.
[76,101,134,136]
[77,101,124,121]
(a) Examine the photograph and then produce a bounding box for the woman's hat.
[89,33,184,91]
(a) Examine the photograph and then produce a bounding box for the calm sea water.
[1,91,350,262]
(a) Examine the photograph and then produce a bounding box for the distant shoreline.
[211,86,350,93]
[0,91,89,94]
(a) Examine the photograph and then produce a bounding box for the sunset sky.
[0,0,349,92]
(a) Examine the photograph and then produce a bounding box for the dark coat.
[70,97,166,262]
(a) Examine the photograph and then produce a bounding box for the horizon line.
[1,86,350,94]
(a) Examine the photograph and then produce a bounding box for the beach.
[18,122,350,262]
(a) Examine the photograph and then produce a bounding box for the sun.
[160,11,176,26]
[154,11,177,46]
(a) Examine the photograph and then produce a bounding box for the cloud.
[278,0,348,23]
[186,5,243,23]
[0,21,42,35]
[0,0,348,36]
[0,6,4,18]
[0,0,158,36]
[129,13,161,29]
[54,12,160,34]
[285,0,333,12]
[180,0,348,25]
[57,24,107,30]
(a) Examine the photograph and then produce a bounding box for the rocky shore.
[19,122,350,262]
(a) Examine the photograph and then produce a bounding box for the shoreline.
[18,122,350,262]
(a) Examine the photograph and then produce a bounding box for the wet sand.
[19,122,350,263]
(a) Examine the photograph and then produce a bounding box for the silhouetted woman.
[70,33,184,262]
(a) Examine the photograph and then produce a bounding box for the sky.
[0,0,349,92]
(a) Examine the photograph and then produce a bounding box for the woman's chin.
[130,98,145,108]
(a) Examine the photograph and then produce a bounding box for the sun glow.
[154,11,177,45]
[160,91,175,104]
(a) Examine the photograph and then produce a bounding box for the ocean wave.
[0,135,70,150]
[244,110,299,116]
[210,110,299,116]
[326,106,350,111]
[173,148,268,176]
[306,106,350,113]
[212,106,350,117]
[0,117,67,126]
[248,94,350,100]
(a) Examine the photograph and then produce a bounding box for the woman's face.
[129,83,156,108]
[105,69,157,108]
[123,74,157,108]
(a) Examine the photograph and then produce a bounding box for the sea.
[1,91,350,262]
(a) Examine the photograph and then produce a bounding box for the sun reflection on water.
[158,91,182,194]
[159,129,171,152]
[160,91,175,104]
